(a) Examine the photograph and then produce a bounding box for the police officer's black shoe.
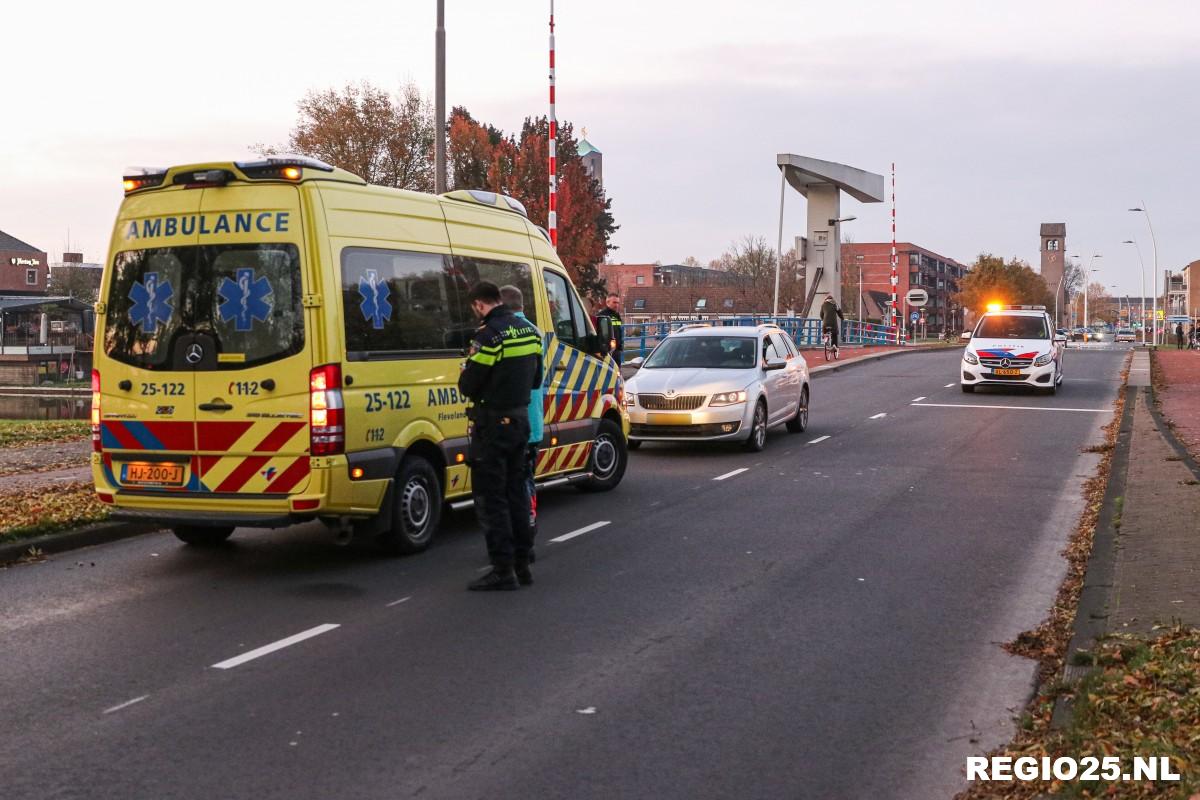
[468,568,519,591]
[527,549,536,564]
[514,561,533,586]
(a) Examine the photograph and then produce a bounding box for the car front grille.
[979,357,1033,368]
[982,372,1029,381]
[637,394,706,410]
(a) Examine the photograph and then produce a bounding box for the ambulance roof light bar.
[235,155,335,173]
[441,189,529,219]
[122,167,168,193]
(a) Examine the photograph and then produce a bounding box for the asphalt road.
[1,347,1127,800]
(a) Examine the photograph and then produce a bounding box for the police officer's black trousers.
[471,416,534,569]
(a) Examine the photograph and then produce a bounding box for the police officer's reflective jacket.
[458,305,544,412]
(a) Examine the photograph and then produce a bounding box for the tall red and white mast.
[891,162,899,343]
[548,1,558,249]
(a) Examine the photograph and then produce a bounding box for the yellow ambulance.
[92,157,628,552]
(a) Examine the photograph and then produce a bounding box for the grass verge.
[960,627,1200,798]
[0,419,89,449]
[0,481,109,541]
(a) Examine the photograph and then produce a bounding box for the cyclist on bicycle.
[820,295,844,352]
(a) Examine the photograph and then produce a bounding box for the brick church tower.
[1040,223,1066,325]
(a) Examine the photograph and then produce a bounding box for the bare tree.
[256,81,435,191]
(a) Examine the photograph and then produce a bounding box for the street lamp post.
[1130,206,1159,345]
[828,215,857,331]
[1122,239,1148,345]
[434,0,446,194]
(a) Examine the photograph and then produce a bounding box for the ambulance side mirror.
[591,316,613,355]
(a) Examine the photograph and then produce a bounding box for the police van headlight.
[963,351,979,365]
[709,390,747,406]
[1033,352,1054,367]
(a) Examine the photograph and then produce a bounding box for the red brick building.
[0,229,49,296]
[841,242,970,330]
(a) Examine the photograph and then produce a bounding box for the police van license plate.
[121,462,185,486]
[992,368,1023,376]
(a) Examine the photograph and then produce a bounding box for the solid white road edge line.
[386,596,412,607]
[910,403,1108,413]
[869,412,887,419]
[550,520,611,543]
[211,624,341,670]
[712,467,750,481]
[807,435,830,444]
[103,695,149,715]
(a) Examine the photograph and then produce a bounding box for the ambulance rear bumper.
[109,509,309,529]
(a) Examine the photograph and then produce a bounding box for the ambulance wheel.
[172,525,234,547]
[379,456,441,555]
[579,418,627,492]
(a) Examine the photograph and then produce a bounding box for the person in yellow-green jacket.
[458,281,543,591]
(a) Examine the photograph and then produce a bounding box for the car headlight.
[1033,353,1053,366]
[709,390,747,406]
[963,351,979,365]
[625,392,636,407]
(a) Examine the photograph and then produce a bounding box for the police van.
[92,157,629,552]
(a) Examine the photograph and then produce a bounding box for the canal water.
[0,394,91,420]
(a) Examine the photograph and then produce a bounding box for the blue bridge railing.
[623,317,899,359]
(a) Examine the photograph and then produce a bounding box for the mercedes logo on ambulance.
[185,343,204,364]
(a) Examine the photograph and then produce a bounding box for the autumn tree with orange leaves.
[264,82,618,301]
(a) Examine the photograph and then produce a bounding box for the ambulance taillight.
[310,365,345,456]
[91,369,102,452]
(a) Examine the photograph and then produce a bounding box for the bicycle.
[822,328,839,361]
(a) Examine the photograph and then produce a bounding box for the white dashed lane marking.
[712,468,749,481]
[212,624,341,670]
[550,521,611,543]
[807,435,830,444]
[912,396,926,402]
[945,383,955,388]
[103,695,149,715]
[386,596,412,607]
[869,413,887,419]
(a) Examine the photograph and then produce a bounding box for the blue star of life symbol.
[358,269,392,330]
[218,268,273,332]
[128,271,175,334]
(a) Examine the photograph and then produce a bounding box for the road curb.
[808,345,943,378]
[0,520,157,564]
[1051,381,1135,728]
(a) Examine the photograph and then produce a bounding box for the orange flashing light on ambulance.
[92,157,628,552]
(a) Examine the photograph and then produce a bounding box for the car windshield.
[975,315,1048,340]
[643,336,757,369]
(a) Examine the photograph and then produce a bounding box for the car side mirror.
[763,357,786,371]
[1054,335,1067,343]
[629,356,645,367]
[960,331,972,340]
[595,315,613,344]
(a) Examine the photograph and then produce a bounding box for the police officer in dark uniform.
[458,281,544,591]
[595,292,624,365]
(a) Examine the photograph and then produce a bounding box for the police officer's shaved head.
[499,284,524,312]
[468,281,502,305]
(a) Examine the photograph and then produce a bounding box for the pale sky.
[4,0,1199,295]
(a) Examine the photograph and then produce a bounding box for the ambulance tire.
[578,418,628,492]
[172,525,234,547]
[379,456,441,555]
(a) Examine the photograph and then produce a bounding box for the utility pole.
[435,0,446,193]
[548,0,558,249]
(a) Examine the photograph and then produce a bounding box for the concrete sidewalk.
[1107,350,1200,634]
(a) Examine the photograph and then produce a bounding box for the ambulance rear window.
[104,244,303,370]
[340,247,538,359]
